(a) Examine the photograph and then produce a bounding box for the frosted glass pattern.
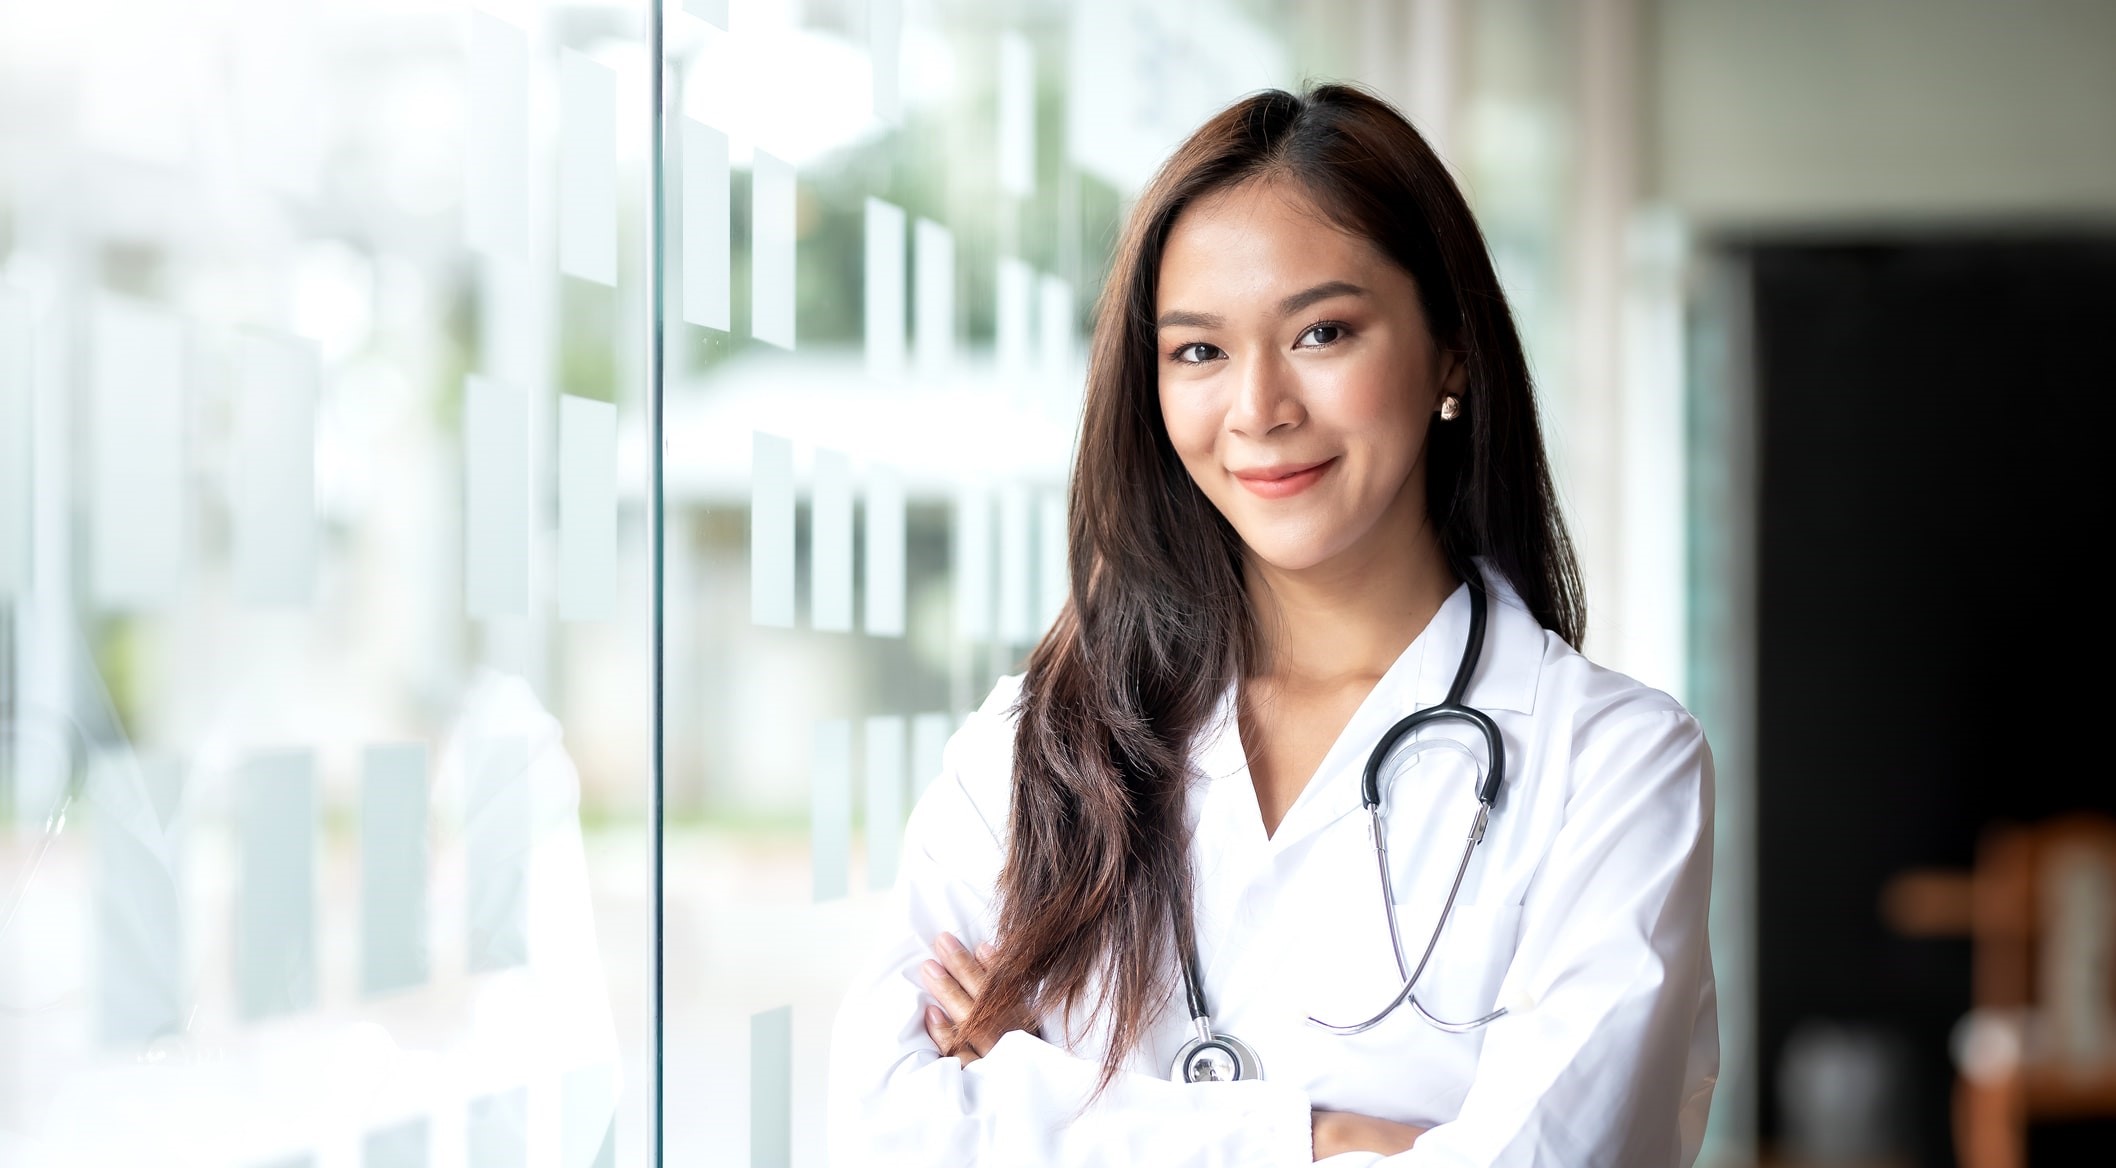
[231,329,318,607]
[750,152,797,349]
[466,12,529,260]
[4,2,655,1162]
[361,744,429,996]
[810,719,851,902]
[682,119,731,331]
[559,395,618,621]
[237,750,317,1019]
[1,287,32,595]
[559,50,619,286]
[864,198,908,382]
[464,375,530,619]
[89,296,185,610]
[810,448,853,633]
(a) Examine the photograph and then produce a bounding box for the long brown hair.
[951,84,1585,1091]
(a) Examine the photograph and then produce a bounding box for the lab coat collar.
[1190,559,1548,848]
[1410,561,1544,717]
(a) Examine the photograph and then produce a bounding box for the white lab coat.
[826,569,1718,1167]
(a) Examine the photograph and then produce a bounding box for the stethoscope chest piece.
[1169,1020,1264,1083]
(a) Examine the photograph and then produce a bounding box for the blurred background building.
[2,0,2111,1165]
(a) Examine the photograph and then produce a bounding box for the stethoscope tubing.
[1174,579,1508,1080]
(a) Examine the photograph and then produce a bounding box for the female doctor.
[826,84,1717,1166]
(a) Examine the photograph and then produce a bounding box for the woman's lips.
[1232,458,1335,499]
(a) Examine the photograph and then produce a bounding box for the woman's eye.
[1299,323,1346,347]
[1170,342,1223,364]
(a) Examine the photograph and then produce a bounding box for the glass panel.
[654,2,1350,1163]
[0,1,655,1164]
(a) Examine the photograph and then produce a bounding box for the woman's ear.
[1443,348,1470,396]
[1434,346,1470,406]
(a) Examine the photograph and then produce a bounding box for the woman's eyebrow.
[1276,280,1367,317]
[1155,308,1224,330]
[1155,281,1368,331]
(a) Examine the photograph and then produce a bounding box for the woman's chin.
[1234,534,1347,576]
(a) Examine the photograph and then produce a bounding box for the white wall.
[1652,0,2116,224]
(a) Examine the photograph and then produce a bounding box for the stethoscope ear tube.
[1361,582,1499,811]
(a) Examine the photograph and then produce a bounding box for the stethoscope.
[1170,578,1509,1084]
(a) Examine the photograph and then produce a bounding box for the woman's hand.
[919,931,1038,1065]
[1311,1110,1426,1159]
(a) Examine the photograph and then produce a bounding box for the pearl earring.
[1438,395,1461,421]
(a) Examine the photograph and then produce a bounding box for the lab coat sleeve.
[825,714,1316,1167]
[1388,708,1718,1168]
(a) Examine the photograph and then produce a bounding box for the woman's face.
[1155,178,1461,577]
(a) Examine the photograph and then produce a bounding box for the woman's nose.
[1227,351,1305,436]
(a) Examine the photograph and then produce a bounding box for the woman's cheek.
[1160,399,1223,471]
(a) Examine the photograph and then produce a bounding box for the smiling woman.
[825,84,1715,1167]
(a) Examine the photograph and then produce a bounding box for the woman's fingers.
[924,1004,977,1064]
[933,931,987,996]
[920,970,990,1064]
[922,932,1033,1060]
[920,959,974,1023]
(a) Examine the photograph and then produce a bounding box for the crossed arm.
[916,929,1426,1160]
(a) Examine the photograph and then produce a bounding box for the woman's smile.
[1233,457,1337,499]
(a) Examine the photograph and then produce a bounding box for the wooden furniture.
[1882,815,2116,1168]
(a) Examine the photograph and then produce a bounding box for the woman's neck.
[1243,517,1459,687]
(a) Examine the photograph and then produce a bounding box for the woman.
[826,84,1716,1166]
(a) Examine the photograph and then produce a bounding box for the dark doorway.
[1749,238,2116,1167]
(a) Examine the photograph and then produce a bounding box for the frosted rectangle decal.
[1039,488,1068,630]
[478,251,535,385]
[750,1006,792,1168]
[468,1088,527,1168]
[996,257,1033,384]
[863,198,906,382]
[361,743,428,996]
[232,330,318,607]
[466,11,529,260]
[95,754,183,1048]
[862,466,905,637]
[913,219,955,375]
[1038,274,1074,382]
[750,151,796,349]
[912,713,953,799]
[681,119,731,331]
[749,432,794,628]
[811,448,853,632]
[90,295,185,610]
[363,1117,428,1168]
[811,720,851,901]
[998,33,1035,197]
[465,737,529,972]
[238,750,316,1019]
[558,50,618,286]
[558,395,617,622]
[952,487,991,642]
[0,289,29,595]
[864,716,907,890]
[563,1064,618,1168]
[464,375,529,618]
[683,0,727,28]
[870,0,901,124]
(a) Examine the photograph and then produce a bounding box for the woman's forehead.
[1157,181,1401,314]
